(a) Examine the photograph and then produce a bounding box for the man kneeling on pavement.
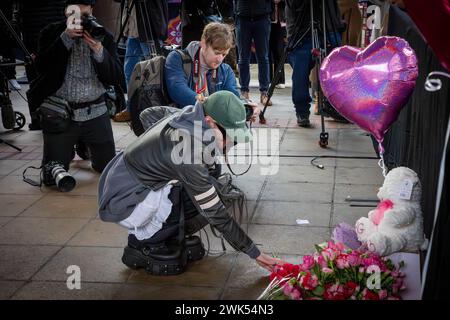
[98,91,285,275]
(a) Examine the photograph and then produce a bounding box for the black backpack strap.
[175,49,193,80]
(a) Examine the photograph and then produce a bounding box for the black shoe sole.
[121,246,187,276]
[185,236,206,262]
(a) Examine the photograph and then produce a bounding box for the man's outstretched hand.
[255,253,285,272]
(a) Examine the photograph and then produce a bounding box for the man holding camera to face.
[27,0,123,187]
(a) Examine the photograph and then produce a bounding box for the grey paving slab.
[8,131,43,145]
[278,156,336,166]
[280,139,338,156]
[262,182,333,203]
[0,194,43,217]
[0,280,25,299]
[337,130,378,155]
[113,284,222,300]
[11,281,122,300]
[231,177,266,200]
[127,253,236,288]
[268,164,334,184]
[336,158,380,168]
[21,194,98,218]
[248,224,330,255]
[0,217,88,245]
[251,201,331,227]
[69,170,102,196]
[67,219,128,247]
[32,246,131,283]
[332,204,370,227]
[0,245,60,280]
[0,217,13,227]
[0,160,32,175]
[334,183,380,204]
[0,175,50,195]
[335,167,384,185]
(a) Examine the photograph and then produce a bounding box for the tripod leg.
[0,139,22,152]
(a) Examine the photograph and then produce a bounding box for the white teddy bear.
[355,167,428,256]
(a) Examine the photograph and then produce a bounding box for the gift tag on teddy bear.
[399,179,413,200]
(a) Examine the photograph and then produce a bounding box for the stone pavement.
[0,66,382,299]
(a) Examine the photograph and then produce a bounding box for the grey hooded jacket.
[98,102,260,259]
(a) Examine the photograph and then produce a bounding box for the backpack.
[128,49,192,136]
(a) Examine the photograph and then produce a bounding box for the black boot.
[121,234,188,276]
[167,235,206,262]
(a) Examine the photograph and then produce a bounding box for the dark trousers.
[145,186,208,244]
[235,15,271,93]
[288,33,341,118]
[269,22,286,85]
[42,113,116,179]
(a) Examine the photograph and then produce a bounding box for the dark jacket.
[98,103,261,259]
[27,20,124,110]
[20,0,67,53]
[181,0,217,28]
[135,0,168,42]
[285,0,344,40]
[234,0,272,18]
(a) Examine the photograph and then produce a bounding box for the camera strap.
[224,122,253,177]
[22,165,43,188]
[193,48,217,95]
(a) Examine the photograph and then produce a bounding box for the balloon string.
[425,71,450,92]
[378,142,387,177]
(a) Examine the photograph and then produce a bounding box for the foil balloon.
[319,36,418,142]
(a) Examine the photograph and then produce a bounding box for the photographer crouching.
[27,0,124,190]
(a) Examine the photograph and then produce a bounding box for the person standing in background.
[113,0,168,122]
[337,0,362,47]
[234,0,273,106]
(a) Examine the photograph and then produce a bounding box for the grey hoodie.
[98,102,260,259]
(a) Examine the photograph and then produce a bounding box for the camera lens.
[81,16,105,42]
[51,166,76,192]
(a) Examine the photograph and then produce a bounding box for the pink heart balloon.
[319,36,418,142]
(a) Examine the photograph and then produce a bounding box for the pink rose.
[348,252,362,267]
[283,283,294,296]
[378,289,388,300]
[290,288,302,300]
[322,267,334,274]
[321,248,337,261]
[301,255,315,270]
[336,255,350,269]
[318,255,328,268]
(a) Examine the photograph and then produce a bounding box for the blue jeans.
[288,33,341,118]
[235,16,271,93]
[124,37,150,111]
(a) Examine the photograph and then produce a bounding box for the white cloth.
[118,184,173,240]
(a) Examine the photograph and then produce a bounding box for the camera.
[43,161,76,192]
[81,15,105,42]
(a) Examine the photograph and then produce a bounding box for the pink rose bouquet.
[258,241,405,300]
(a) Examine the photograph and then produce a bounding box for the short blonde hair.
[201,22,234,51]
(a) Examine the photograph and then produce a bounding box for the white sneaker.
[8,79,21,90]
[275,84,285,89]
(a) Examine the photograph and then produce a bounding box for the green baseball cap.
[203,91,253,143]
